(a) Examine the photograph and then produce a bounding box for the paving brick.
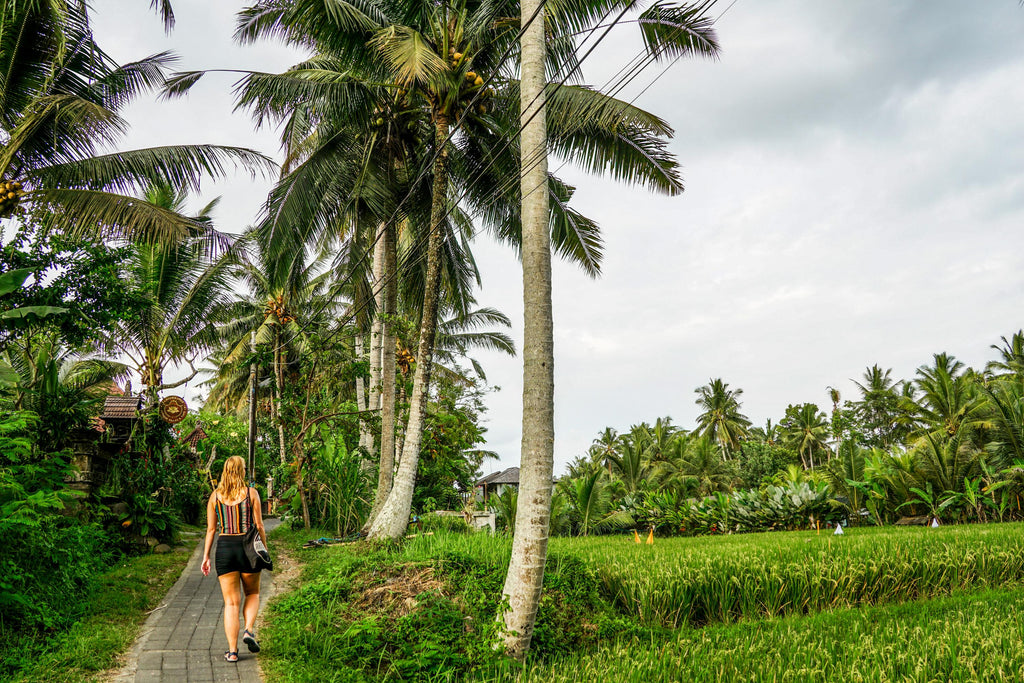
[137,651,163,671]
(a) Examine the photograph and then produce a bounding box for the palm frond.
[638,1,721,63]
[38,144,276,194]
[35,188,203,243]
[370,25,447,87]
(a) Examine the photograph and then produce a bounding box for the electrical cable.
[264,0,633,351]
[241,0,735,366]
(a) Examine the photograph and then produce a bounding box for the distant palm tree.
[557,471,631,536]
[660,434,734,498]
[749,418,780,445]
[694,378,751,459]
[853,365,906,448]
[780,403,830,469]
[822,440,870,525]
[589,427,621,475]
[906,353,987,443]
[606,438,655,496]
[987,331,1024,379]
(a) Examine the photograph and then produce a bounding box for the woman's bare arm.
[251,487,267,545]
[201,493,217,575]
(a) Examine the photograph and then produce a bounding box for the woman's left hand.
[201,558,211,576]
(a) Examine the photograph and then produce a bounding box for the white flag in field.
[834,524,844,535]
[931,517,940,528]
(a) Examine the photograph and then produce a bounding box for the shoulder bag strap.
[246,488,254,532]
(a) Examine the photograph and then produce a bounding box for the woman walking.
[202,456,267,663]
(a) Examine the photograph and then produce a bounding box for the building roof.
[100,394,143,420]
[476,467,520,487]
[180,426,208,449]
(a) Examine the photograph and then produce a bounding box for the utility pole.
[500,0,554,659]
[248,328,257,479]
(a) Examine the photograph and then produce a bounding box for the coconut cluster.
[0,179,25,217]
[449,48,495,116]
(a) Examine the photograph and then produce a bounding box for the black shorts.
[215,534,259,576]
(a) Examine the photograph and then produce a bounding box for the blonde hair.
[217,456,247,502]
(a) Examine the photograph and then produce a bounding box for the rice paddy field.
[404,523,1024,628]
[264,523,1024,682]
[479,585,1024,682]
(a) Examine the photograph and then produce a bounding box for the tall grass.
[555,523,1024,627]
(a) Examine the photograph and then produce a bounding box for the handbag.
[243,490,273,572]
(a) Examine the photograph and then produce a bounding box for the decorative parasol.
[159,395,188,424]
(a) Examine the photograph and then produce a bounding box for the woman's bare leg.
[240,572,262,632]
[218,573,241,653]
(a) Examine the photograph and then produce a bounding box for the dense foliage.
[544,335,1024,538]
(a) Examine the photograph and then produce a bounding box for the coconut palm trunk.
[274,326,287,464]
[367,117,449,541]
[501,3,553,658]
[368,222,386,410]
[365,222,399,531]
[364,222,387,461]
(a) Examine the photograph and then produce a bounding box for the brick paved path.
[117,519,282,683]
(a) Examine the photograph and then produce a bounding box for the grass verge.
[2,536,196,683]
[258,527,643,682]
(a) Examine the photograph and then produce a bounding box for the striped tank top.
[215,494,250,535]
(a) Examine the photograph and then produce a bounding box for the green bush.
[1,510,111,631]
[0,411,112,632]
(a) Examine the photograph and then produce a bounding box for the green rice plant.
[464,583,1024,682]
[552,522,1024,627]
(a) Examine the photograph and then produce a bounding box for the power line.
[269,0,633,350]
[253,0,731,363]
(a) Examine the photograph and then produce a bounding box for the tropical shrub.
[0,412,110,631]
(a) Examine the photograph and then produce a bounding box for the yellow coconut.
[474,76,484,86]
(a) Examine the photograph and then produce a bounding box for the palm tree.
[199,0,707,543]
[749,418,780,445]
[982,378,1024,469]
[987,331,1024,379]
[217,236,341,463]
[606,438,655,496]
[589,427,621,475]
[780,402,830,469]
[557,471,631,536]
[97,186,238,407]
[3,334,127,451]
[853,365,905,448]
[694,378,751,459]
[0,2,273,244]
[665,434,734,498]
[906,353,987,443]
[822,440,869,525]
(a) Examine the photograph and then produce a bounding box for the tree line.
[531,335,1024,536]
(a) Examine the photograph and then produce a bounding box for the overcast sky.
[90,0,1024,477]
